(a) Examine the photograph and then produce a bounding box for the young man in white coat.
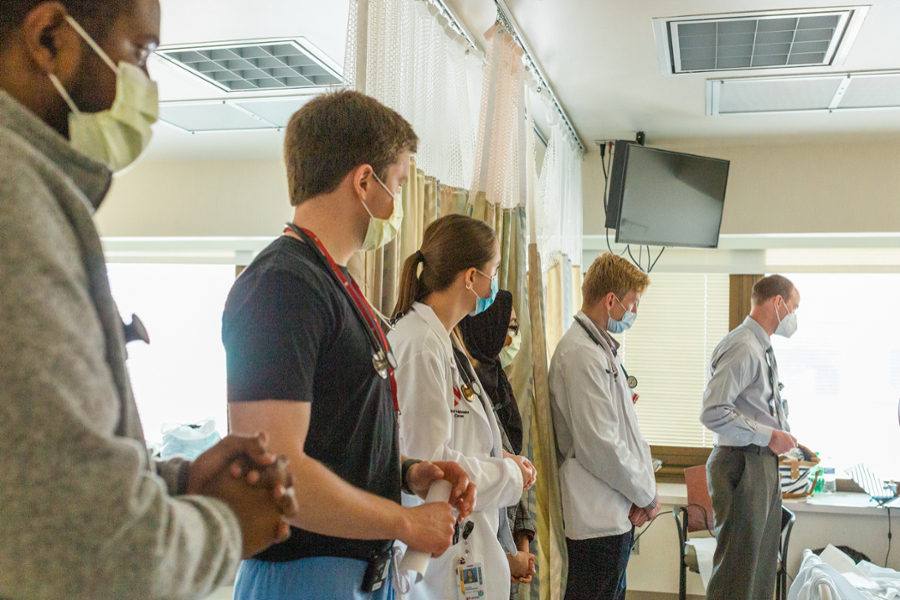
[549,252,658,600]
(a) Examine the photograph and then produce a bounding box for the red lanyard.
[284,226,400,414]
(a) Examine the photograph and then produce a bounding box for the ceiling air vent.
[652,7,869,76]
[155,38,342,92]
[707,70,900,115]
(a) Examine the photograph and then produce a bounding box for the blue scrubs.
[233,557,396,600]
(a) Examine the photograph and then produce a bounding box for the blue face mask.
[607,296,637,334]
[469,269,499,316]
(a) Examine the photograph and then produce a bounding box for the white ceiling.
[143,0,349,161]
[446,0,900,147]
[142,0,900,161]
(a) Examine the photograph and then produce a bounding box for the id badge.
[360,549,392,593]
[457,560,485,600]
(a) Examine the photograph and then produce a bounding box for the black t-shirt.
[222,235,401,562]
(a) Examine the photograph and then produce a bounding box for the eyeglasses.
[508,318,519,336]
[475,269,497,282]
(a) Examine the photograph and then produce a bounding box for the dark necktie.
[765,346,788,430]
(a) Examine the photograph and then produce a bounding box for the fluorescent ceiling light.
[158,94,322,133]
[707,70,900,115]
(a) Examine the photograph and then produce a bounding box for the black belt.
[718,444,776,456]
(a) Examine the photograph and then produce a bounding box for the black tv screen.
[606,143,729,249]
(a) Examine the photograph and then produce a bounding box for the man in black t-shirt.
[224,90,476,600]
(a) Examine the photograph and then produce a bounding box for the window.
[617,273,730,447]
[105,263,236,444]
[771,273,900,480]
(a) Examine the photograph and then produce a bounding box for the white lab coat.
[388,303,524,600]
[548,312,656,539]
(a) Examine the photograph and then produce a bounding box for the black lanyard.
[574,317,638,389]
[284,223,400,413]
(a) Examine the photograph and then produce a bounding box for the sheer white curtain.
[470,23,525,209]
[535,113,584,271]
[345,0,483,190]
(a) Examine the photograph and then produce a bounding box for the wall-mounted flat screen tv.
[605,141,730,249]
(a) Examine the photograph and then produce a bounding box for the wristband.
[401,459,422,495]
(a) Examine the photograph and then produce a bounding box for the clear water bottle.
[823,468,837,494]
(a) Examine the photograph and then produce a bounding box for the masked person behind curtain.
[700,274,800,600]
[548,253,658,600]
[458,291,537,594]
[0,2,301,598]
[224,91,477,600]
[388,215,537,600]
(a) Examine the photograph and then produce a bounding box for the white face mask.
[499,329,521,369]
[359,172,404,251]
[48,15,158,173]
[774,303,798,338]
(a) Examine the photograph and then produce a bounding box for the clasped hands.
[183,432,299,559]
[629,500,660,528]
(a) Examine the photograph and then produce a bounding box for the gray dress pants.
[705,445,782,600]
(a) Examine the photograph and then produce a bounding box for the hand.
[629,504,649,527]
[399,503,456,557]
[510,455,537,491]
[407,461,477,521]
[186,434,299,543]
[202,466,292,559]
[769,430,798,455]
[186,432,277,496]
[507,549,536,583]
[229,453,300,525]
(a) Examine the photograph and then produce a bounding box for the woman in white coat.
[388,215,536,600]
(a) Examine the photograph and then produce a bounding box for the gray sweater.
[0,91,241,599]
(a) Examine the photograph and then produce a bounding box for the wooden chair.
[674,464,796,600]
[674,465,715,600]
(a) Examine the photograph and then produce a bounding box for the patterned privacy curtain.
[345,4,586,600]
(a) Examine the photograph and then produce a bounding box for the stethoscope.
[284,223,400,411]
[574,317,638,389]
[451,339,483,403]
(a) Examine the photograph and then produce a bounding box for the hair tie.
[415,250,425,262]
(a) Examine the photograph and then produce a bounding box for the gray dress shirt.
[701,317,790,447]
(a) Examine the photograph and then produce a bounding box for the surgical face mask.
[468,270,499,317]
[47,16,158,173]
[499,329,521,368]
[359,172,404,251]
[774,303,798,338]
[607,296,637,334]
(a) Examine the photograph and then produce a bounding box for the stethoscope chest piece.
[372,349,398,380]
[627,375,638,389]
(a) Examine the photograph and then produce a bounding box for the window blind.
[617,273,729,447]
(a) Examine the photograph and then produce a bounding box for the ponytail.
[394,251,426,318]
[392,214,497,319]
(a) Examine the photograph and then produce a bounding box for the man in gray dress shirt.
[701,274,800,600]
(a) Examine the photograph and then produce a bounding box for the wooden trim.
[651,445,712,484]
[729,274,763,331]
[235,265,246,278]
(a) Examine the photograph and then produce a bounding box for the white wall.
[583,139,900,238]
[104,138,900,241]
[96,159,292,238]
